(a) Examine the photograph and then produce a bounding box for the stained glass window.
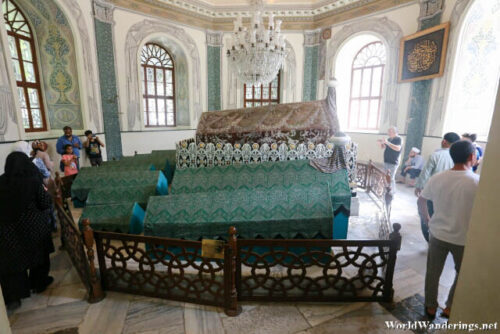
[141,43,176,127]
[348,41,386,130]
[2,0,46,132]
[244,72,280,108]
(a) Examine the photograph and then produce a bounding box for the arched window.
[444,0,500,140]
[141,43,176,127]
[348,41,386,130]
[244,72,280,108]
[2,0,47,132]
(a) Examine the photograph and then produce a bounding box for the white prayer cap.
[411,147,420,154]
[11,141,31,156]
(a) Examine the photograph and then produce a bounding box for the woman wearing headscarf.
[31,140,53,187]
[0,152,55,310]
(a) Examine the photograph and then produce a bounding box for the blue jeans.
[401,168,421,179]
[419,200,433,242]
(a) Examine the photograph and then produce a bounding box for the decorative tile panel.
[94,18,122,159]
[207,45,221,111]
[303,45,318,101]
[17,0,83,130]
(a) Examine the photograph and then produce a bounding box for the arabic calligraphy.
[407,39,438,73]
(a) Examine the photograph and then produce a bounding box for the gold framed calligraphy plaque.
[398,22,450,83]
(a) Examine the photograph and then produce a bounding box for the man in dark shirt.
[378,126,402,194]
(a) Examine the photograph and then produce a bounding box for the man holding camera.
[378,126,402,195]
[83,130,105,166]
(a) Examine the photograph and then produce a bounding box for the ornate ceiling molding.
[107,0,415,30]
[149,0,372,18]
[304,29,321,46]
[206,30,223,46]
[94,0,115,23]
[418,0,443,22]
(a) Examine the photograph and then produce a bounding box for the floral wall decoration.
[17,0,83,130]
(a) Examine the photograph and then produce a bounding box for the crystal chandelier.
[226,0,287,86]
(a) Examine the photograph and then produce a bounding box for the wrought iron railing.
[54,173,104,303]
[88,224,401,315]
[92,231,239,314]
[236,224,402,303]
[354,161,393,239]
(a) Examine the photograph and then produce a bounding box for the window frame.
[243,71,281,108]
[3,0,47,132]
[141,42,176,127]
[348,41,385,131]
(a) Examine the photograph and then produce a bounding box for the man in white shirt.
[417,140,480,318]
[415,132,460,241]
[399,147,425,186]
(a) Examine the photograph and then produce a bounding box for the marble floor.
[6,184,458,334]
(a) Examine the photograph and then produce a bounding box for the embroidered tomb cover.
[196,100,339,145]
[144,183,333,240]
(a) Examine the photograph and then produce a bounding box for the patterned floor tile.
[297,302,367,327]
[221,304,310,334]
[10,300,89,334]
[123,298,184,334]
[78,292,131,334]
[48,283,87,306]
[303,303,407,334]
[184,304,225,334]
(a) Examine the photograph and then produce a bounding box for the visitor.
[62,144,78,177]
[415,132,460,242]
[399,147,424,186]
[0,152,55,310]
[462,133,483,172]
[31,141,54,172]
[31,141,57,231]
[83,130,105,166]
[56,126,81,171]
[418,140,479,319]
[31,140,54,187]
[377,126,402,194]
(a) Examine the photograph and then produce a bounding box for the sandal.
[441,307,451,318]
[425,307,437,319]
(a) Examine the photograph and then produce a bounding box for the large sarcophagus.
[196,81,340,145]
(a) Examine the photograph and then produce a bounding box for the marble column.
[402,0,444,161]
[206,31,222,111]
[303,30,320,102]
[93,0,122,159]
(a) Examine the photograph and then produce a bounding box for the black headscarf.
[0,152,44,222]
